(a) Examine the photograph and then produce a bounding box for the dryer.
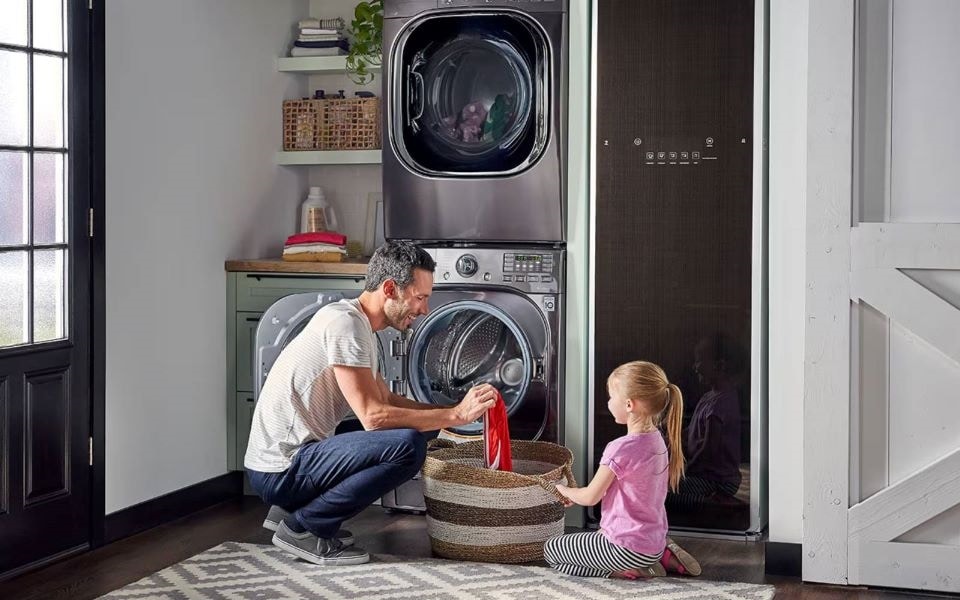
[254,247,564,444]
[382,0,568,243]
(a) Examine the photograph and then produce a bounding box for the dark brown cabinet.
[592,0,765,536]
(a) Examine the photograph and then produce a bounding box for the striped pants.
[669,475,740,508]
[543,531,664,578]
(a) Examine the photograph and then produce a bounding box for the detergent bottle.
[299,187,339,232]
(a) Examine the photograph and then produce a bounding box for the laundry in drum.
[457,100,487,142]
[482,93,516,142]
[440,96,516,144]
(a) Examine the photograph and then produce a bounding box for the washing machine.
[254,247,564,444]
[382,0,568,243]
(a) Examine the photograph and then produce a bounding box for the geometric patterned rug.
[98,541,775,600]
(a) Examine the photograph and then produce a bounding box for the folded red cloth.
[285,231,347,247]
[483,391,513,472]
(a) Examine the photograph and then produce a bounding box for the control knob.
[456,254,479,277]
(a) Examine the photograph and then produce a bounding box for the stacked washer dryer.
[253,0,568,513]
[382,0,568,447]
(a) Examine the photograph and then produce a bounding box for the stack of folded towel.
[290,17,349,57]
[282,231,348,262]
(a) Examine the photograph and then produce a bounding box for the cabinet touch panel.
[595,0,754,533]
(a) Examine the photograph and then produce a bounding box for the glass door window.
[392,13,549,176]
[1,0,69,348]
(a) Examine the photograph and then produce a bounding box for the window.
[1,0,69,348]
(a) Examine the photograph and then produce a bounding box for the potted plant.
[346,0,383,85]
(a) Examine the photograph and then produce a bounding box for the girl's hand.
[554,484,575,507]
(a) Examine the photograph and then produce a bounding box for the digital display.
[515,255,542,262]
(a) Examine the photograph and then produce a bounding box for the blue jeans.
[247,428,428,538]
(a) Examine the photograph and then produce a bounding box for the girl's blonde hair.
[608,361,685,492]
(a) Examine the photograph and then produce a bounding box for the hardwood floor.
[0,496,950,600]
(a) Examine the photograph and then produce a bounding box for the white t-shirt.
[244,298,379,472]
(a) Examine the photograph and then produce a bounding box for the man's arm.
[334,365,496,432]
[376,374,435,410]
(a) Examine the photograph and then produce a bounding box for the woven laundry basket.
[421,439,577,563]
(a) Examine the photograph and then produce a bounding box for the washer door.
[406,292,548,436]
[255,292,388,398]
[391,11,549,176]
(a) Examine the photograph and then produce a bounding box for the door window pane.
[33,248,66,342]
[0,251,29,348]
[0,0,28,46]
[33,152,66,244]
[0,50,29,146]
[34,54,66,148]
[32,0,65,52]
[2,0,72,349]
[0,151,29,246]
[396,14,546,175]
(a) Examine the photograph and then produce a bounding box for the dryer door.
[405,290,549,438]
[390,10,549,177]
[255,292,390,398]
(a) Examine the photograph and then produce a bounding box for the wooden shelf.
[225,258,368,275]
[276,55,382,75]
[275,150,382,165]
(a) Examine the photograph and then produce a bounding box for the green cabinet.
[235,393,256,466]
[226,271,366,470]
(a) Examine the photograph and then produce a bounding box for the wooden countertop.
[225,258,368,275]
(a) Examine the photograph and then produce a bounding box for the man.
[244,241,497,565]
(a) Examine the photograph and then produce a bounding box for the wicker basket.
[282,97,380,151]
[421,439,577,563]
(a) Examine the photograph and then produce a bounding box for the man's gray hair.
[364,241,436,292]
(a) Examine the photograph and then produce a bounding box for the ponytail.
[663,383,685,492]
[609,361,686,490]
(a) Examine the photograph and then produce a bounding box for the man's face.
[384,268,433,331]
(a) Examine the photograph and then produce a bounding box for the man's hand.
[453,383,498,425]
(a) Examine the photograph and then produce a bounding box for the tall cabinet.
[591,0,766,537]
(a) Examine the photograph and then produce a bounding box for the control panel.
[425,247,562,294]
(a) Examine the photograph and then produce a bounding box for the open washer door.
[255,291,389,398]
[404,291,550,439]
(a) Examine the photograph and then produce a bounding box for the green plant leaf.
[346,0,383,85]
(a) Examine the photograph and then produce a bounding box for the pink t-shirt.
[598,431,669,555]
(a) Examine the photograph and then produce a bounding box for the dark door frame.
[89,0,106,549]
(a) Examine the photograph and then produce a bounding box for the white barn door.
[805,0,960,593]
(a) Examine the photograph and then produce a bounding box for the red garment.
[483,392,513,471]
[284,231,347,247]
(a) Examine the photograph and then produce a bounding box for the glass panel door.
[0,0,93,576]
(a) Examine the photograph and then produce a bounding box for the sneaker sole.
[645,562,668,577]
[272,533,369,566]
[264,519,356,546]
[666,539,702,576]
[263,518,280,532]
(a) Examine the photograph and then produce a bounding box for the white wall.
[105,0,308,513]
[767,0,809,544]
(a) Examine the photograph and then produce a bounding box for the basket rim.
[423,439,573,487]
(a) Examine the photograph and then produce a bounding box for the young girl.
[545,361,701,579]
